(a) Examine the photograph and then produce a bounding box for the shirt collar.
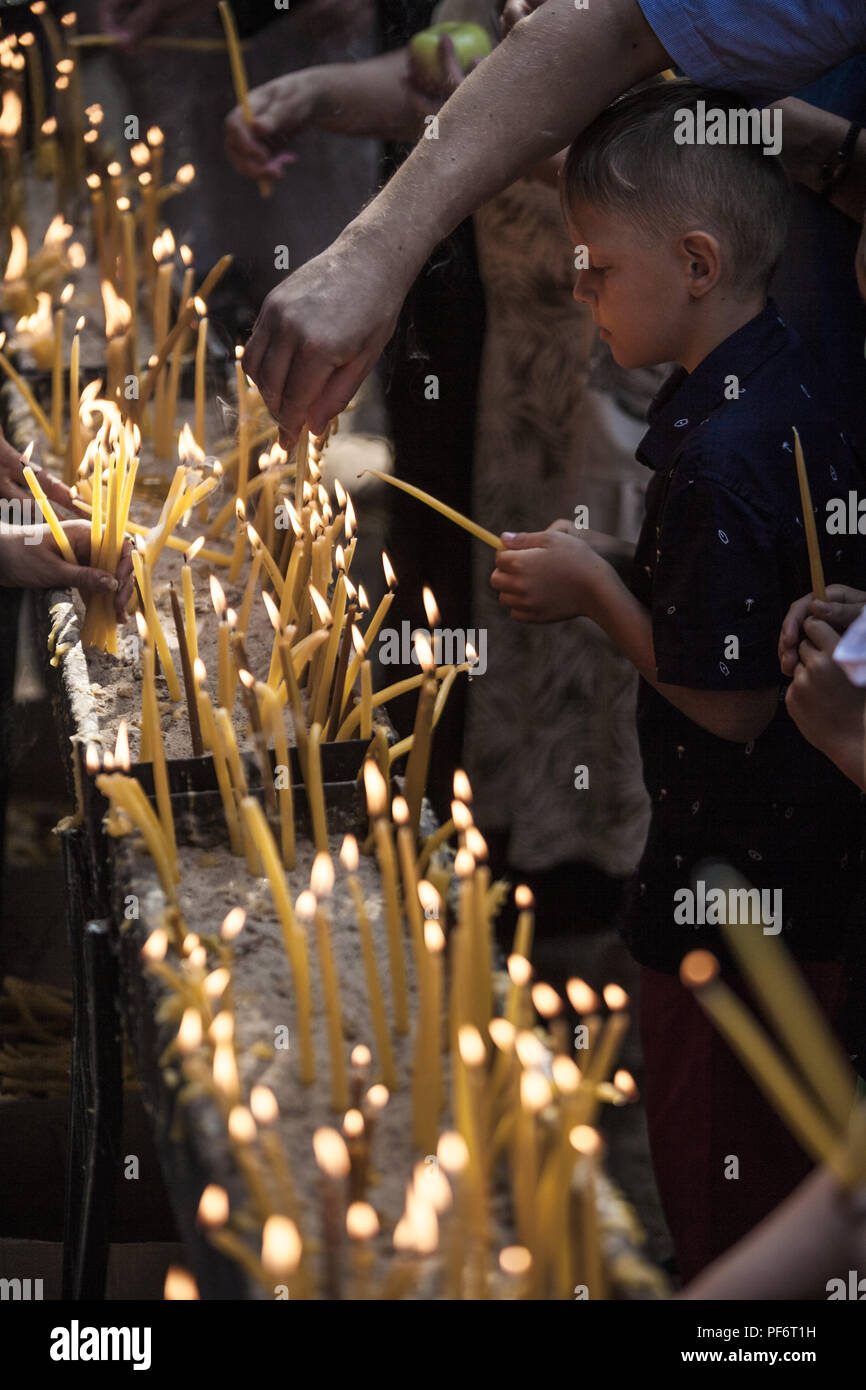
[637,299,788,471]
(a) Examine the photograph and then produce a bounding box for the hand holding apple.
[408,22,491,98]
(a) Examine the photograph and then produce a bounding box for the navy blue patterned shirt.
[625,300,866,973]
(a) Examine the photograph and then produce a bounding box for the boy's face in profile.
[566,200,697,370]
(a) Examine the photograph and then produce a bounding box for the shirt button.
[718,530,729,544]
[674,418,689,428]
[667,605,676,615]
[744,741,755,756]
[747,849,763,861]
[785,806,794,819]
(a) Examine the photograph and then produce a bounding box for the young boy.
[492,80,866,1282]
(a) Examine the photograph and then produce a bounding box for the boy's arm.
[492,528,779,742]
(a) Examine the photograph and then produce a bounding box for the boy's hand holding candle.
[491,521,617,624]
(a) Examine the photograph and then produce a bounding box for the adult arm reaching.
[242,0,669,443]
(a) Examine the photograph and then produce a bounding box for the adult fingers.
[306,357,372,437]
[36,468,75,513]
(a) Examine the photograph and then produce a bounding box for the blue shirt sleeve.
[651,469,785,690]
[636,0,866,103]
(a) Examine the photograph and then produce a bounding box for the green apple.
[408,21,492,88]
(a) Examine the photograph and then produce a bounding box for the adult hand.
[243,228,407,444]
[500,0,546,36]
[406,32,482,105]
[99,0,214,46]
[224,72,318,181]
[0,430,76,512]
[778,585,866,676]
[490,521,612,622]
[785,616,866,788]
[0,521,134,623]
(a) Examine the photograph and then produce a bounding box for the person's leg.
[639,960,848,1283]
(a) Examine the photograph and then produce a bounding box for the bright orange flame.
[101,280,131,338]
[0,90,23,138]
[3,226,27,282]
[382,551,397,589]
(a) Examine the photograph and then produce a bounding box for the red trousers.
[639,961,847,1284]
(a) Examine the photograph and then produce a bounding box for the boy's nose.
[573,274,593,306]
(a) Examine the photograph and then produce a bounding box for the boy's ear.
[679,231,722,299]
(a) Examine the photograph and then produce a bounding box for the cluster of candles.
[103,741,642,1300]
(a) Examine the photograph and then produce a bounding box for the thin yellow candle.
[363,761,409,1035]
[97,772,178,902]
[424,905,445,1136]
[182,539,203,667]
[210,575,233,712]
[18,33,45,168]
[306,723,329,854]
[228,348,250,583]
[135,614,177,866]
[258,680,294,870]
[131,548,181,702]
[132,255,232,422]
[194,298,208,451]
[0,334,54,439]
[240,797,314,1083]
[343,551,397,703]
[340,835,397,1089]
[404,631,437,841]
[360,658,373,740]
[362,469,503,550]
[712,862,857,1129]
[86,174,107,278]
[307,859,349,1111]
[680,951,850,1179]
[23,464,76,562]
[117,197,138,372]
[218,0,272,198]
[66,314,83,485]
[195,665,242,855]
[51,300,65,452]
[792,427,826,600]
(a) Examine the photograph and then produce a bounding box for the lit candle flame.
[346,1202,378,1241]
[101,280,131,339]
[3,226,27,282]
[531,982,562,1018]
[603,982,629,1012]
[262,1216,302,1276]
[197,1184,229,1229]
[220,906,246,941]
[507,954,533,988]
[382,551,397,589]
[312,1127,351,1179]
[422,586,440,627]
[340,834,359,874]
[250,1084,278,1125]
[566,977,601,1014]
[209,574,227,620]
[453,768,472,803]
[164,1267,199,1300]
[362,760,388,819]
[114,720,130,772]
